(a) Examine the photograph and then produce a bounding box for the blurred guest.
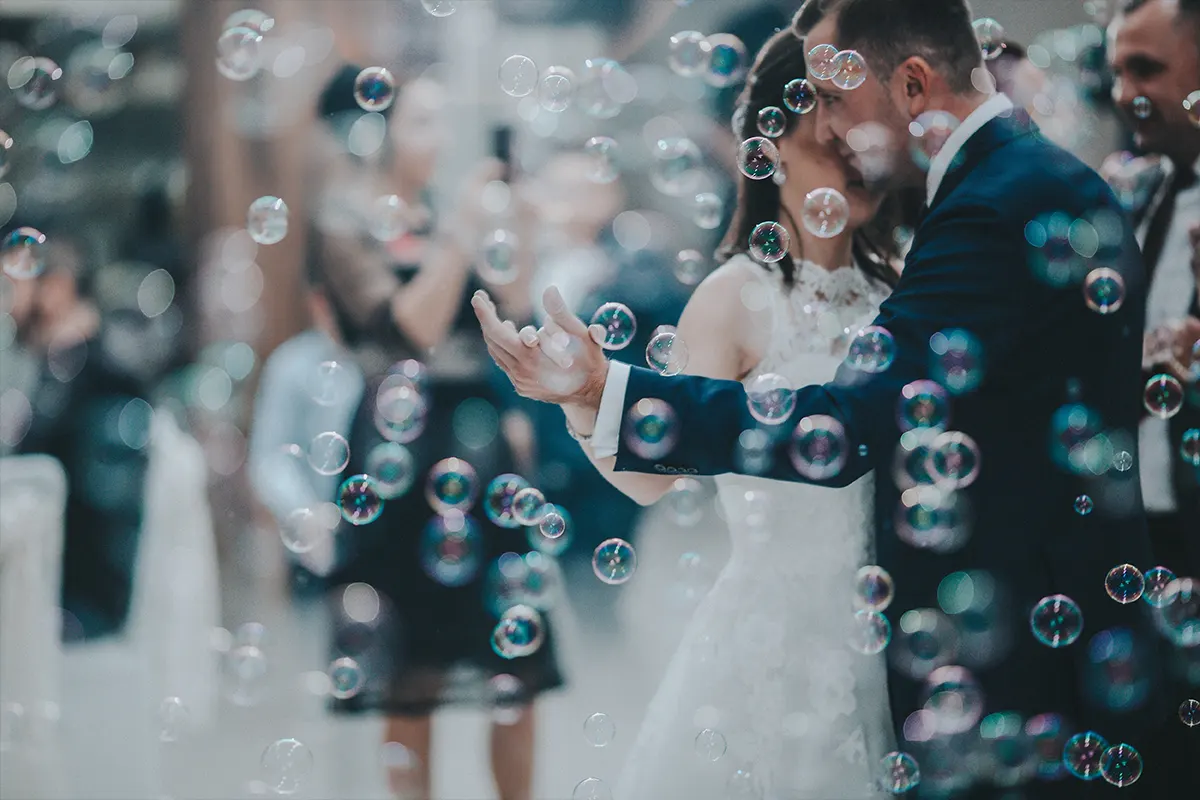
[5,223,151,640]
[307,65,562,800]
[247,279,364,589]
[1108,0,1200,579]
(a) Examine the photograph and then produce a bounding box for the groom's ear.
[896,56,935,117]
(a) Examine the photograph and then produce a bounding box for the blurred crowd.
[0,0,1197,798]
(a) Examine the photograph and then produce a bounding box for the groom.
[475,0,1187,794]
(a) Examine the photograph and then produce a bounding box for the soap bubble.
[623,398,678,459]
[695,728,728,761]
[855,565,895,611]
[281,508,332,554]
[492,604,545,658]
[802,188,850,238]
[1083,267,1125,313]
[1030,594,1083,648]
[499,55,538,98]
[572,777,612,800]
[1105,564,1144,604]
[1142,566,1177,608]
[365,442,416,499]
[674,249,707,285]
[790,415,848,480]
[1,227,47,280]
[1180,698,1200,726]
[260,738,314,796]
[669,31,712,77]
[511,487,548,527]
[593,538,636,584]
[484,473,530,529]
[831,50,868,90]
[693,192,724,229]
[926,431,980,489]
[158,697,190,742]
[354,66,396,112]
[328,656,364,699]
[646,328,689,376]
[704,33,748,88]
[783,78,816,114]
[879,751,921,793]
[539,510,567,539]
[215,28,263,82]
[748,220,791,263]
[1074,494,1094,515]
[339,474,384,526]
[9,56,63,110]
[538,66,575,112]
[583,712,616,747]
[897,380,950,432]
[846,326,896,373]
[746,372,795,424]
[972,18,1006,61]
[737,136,780,180]
[1132,96,1152,120]
[806,44,839,81]
[1143,373,1183,419]
[421,0,456,17]
[0,129,12,179]
[590,302,637,350]
[583,136,620,183]
[247,196,288,245]
[1100,743,1142,787]
[651,137,705,197]
[1182,428,1200,466]
[909,111,960,171]
[477,228,520,286]
[307,431,350,476]
[1063,731,1107,780]
[849,609,893,654]
[1184,90,1200,127]
[757,106,787,137]
[421,511,482,587]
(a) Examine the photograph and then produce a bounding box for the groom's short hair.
[794,0,983,94]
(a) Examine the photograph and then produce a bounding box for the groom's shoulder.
[973,131,1121,219]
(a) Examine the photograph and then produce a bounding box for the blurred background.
[0,1,1191,799]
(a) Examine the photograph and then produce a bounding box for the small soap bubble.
[1132,96,1152,119]
[9,56,62,109]
[1143,373,1183,419]
[694,728,728,761]
[478,228,520,286]
[1105,564,1144,604]
[354,66,395,112]
[538,510,567,539]
[746,372,795,424]
[929,328,983,394]
[583,712,615,747]
[247,196,288,245]
[879,751,921,793]
[572,777,612,800]
[849,609,892,654]
[802,188,850,238]
[1074,494,1093,515]
[623,398,678,459]
[420,0,456,16]
[583,136,620,183]
[1063,731,1107,780]
[512,487,548,527]
[1180,698,1200,727]
[693,192,724,229]
[704,33,748,88]
[1083,267,1125,313]
[1142,566,1177,608]
[909,111,960,171]
[737,136,780,180]
[0,130,13,179]
[158,697,189,743]
[281,508,331,554]
[1030,594,1083,648]
[426,457,477,513]
[1185,90,1200,127]
[308,361,352,408]
[365,442,416,499]
[260,738,314,796]
[669,31,712,77]
[593,538,636,584]
[925,431,980,489]
[328,656,364,699]
[646,329,689,376]
[972,18,1006,60]
[806,44,839,80]
[782,78,816,115]
[757,106,787,137]
[538,66,575,112]
[651,137,705,197]
[897,380,950,432]
[499,55,538,98]
[215,28,263,82]
[831,50,868,90]
[790,415,848,480]
[484,473,531,529]
[338,474,384,526]
[590,302,637,350]
[666,477,704,525]
[855,566,895,612]
[748,220,791,263]
[1,227,47,280]
[1100,743,1142,787]
[491,603,545,658]
[846,326,896,373]
[1182,429,1200,466]
[923,666,984,735]
[674,249,707,285]
[307,431,350,476]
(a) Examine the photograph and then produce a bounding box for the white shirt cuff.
[590,360,631,458]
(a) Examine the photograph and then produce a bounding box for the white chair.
[0,454,68,800]
[59,410,221,799]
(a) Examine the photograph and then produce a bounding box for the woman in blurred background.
[305,65,562,800]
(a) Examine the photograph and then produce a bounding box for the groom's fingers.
[518,326,540,348]
[542,286,591,338]
[472,291,523,357]
[537,327,575,369]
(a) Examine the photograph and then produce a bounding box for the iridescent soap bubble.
[339,474,384,525]
[1083,267,1125,313]
[478,228,520,286]
[421,510,482,587]
[158,696,189,742]
[782,80,816,119]
[583,712,616,746]
[572,777,612,800]
[1183,429,1200,466]
[849,609,892,654]
[926,431,980,489]
[512,487,548,527]
[365,442,416,499]
[909,111,960,171]
[971,18,1006,60]
[704,33,748,88]
[846,326,896,373]
[1180,698,1200,726]
[855,565,895,611]
[790,415,848,480]
[223,643,268,706]
[538,66,575,112]
[499,55,538,98]
[492,603,545,659]
[831,50,868,90]
[806,44,839,80]
[590,302,637,350]
[539,510,567,539]
[1132,96,1152,119]
[802,188,850,238]
[1,227,47,280]
[593,537,636,584]
[694,728,728,761]
[651,137,705,197]
[1098,743,1143,787]
[1143,373,1183,419]
[1158,576,1200,647]
[879,751,921,794]
[757,106,787,137]
[1073,494,1094,515]
[9,56,63,109]
[746,372,796,424]
[484,473,531,529]
[583,136,620,184]
[308,360,353,407]
[666,477,704,525]
[897,380,950,432]
[307,431,350,476]
[748,220,791,263]
[354,66,396,112]
[215,27,263,82]
[421,0,456,16]
[1142,566,1177,608]
[646,328,689,376]
[247,196,288,245]
[1063,731,1107,780]
[693,192,724,229]
[1105,564,1144,604]
[929,329,983,394]
[426,457,477,513]
[674,249,707,285]
[737,136,780,180]
[223,8,275,34]
[327,656,364,700]
[0,130,12,179]
[1030,594,1083,648]
[623,398,679,459]
[260,738,314,796]
[281,508,332,554]
[1185,90,1200,127]
[669,31,712,77]
[922,666,984,735]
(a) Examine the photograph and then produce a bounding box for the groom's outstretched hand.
[472,286,609,411]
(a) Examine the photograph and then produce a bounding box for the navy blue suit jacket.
[613,113,1174,763]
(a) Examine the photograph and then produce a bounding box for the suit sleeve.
[613,199,1057,484]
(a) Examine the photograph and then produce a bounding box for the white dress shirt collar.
[925,93,1016,205]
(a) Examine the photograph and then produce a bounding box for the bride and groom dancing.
[475,0,1186,796]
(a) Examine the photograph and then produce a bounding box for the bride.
[565,28,904,799]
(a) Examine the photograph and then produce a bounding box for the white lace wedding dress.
[615,256,897,800]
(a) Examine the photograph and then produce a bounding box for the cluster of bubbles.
[805,44,867,91]
[668,30,748,88]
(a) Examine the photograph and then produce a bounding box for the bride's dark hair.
[718,27,901,289]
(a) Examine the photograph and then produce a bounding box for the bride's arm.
[563,263,766,506]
